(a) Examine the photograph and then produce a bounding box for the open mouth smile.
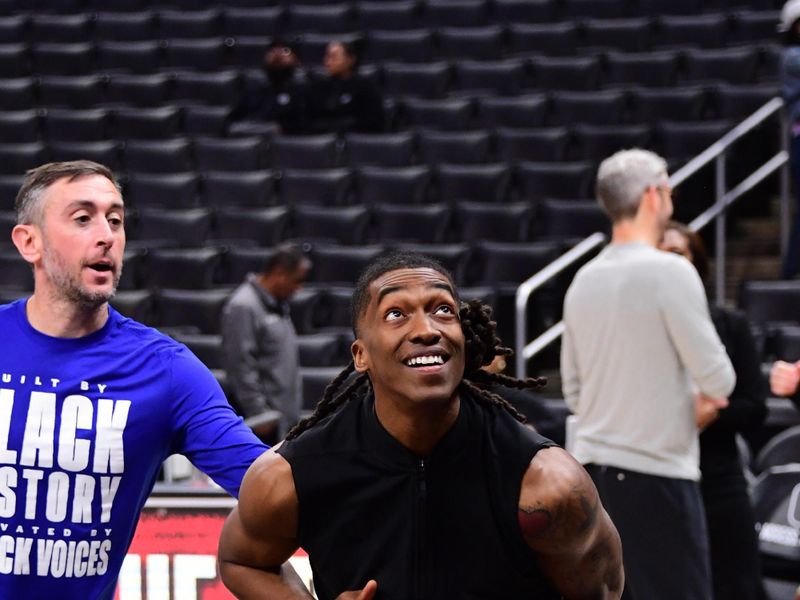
[404,353,450,368]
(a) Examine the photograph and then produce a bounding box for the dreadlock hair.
[285,251,546,440]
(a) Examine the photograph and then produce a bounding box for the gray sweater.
[561,242,736,481]
[221,275,300,434]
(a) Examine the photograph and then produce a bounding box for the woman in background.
[660,221,768,600]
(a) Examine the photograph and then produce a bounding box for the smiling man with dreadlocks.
[219,251,623,600]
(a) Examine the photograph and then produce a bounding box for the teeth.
[406,355,444,366]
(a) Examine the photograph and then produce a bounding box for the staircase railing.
[515,97,790,378]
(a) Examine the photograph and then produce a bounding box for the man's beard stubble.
[41,244,122,311]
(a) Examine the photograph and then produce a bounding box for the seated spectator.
[660,221,767,600]
[307,40,385,134]
[234,40,309,134]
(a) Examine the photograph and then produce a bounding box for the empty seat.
[219,245,275,286]
[392,242,472,284]
[508,22,577,56]
[163,38,227,72]
[146,247,223,289]
[96,40,162,74]
[529,55,602,91]
[291,204,370,245]
[572,124,651,161]
[286,4,354,34]
[396,97,473,130]
[371,202,451,243]
[655,120,732,160]
[344,131,415,167]
[183,104,232,137]
[31,42,94,76]
[682,47,760,85]
[547,90,627,126]
[473,94,547,130]
[30,13,91,43]
[194,136,266,172]
[222,7,284,38]
[49,140,122,171]
[38,75,103,109]
[770,325,800,361]
[356,164,431,204]
[203,170,275,208]
[0,175,24,210]
[470,240,561,286]
[279,167,353,205]
[42,108,108,141]
[135,207,212,247]
[0,250,33,290]
[710,83,777,119]
[537,199,609,240]
[452,58,525,95]
[357,2,420,32]
[307,244,385,285]
[172,332,225,370]
[494,127,570,162]
[0,15,27,44]
[110,289,155,324]
[0,142,47,175]
[424,0,489,27]
[436,25,504,60]
[436,162,511,203]
[123,138,193,173]
[730,9,780,44]
[172,70,241,107]
[639,0,700,15]
[453,200,534,242]
[0,109,39,143]
[125,172,199,209]
[155,287,231,334]
[271,134,340,169]
[656,13,728,49]
[753,425,800,473]
[113,106,182,139]
[605,50,680,88]
[157,9,222,39]
[364,28,432,63]
[516,160,595,200]
[628,85,708,122]
[0,77,36,110]
[94,11,157,42]
[562,0,629,18]
[298,332,347,367]
[382,61,451,98]
[581,17,652,52]
[493,0,558,23]
[0,44,29,78]
[300,366,347,412]
[105,73,171,107]
[417,129,491,165]
[739,281,800,327]
[212,206,289,245]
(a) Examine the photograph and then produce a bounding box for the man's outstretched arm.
[519,447,624,599]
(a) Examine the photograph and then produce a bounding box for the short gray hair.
[15,160,122,226]
[595,148,668,222]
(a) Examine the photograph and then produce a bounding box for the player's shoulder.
[110,307,185,357]
[520,447,593,516]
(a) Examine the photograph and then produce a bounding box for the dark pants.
[586,464,713,600]
[782,133,800,279]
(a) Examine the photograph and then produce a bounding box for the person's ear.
[352,339,369,373]
[11,223,42,265]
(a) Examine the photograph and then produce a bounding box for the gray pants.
[586,464,712,600]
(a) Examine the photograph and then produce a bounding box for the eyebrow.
[66,199,125,212]
[376,281,456,306]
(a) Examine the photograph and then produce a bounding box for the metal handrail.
[515,97,789,377]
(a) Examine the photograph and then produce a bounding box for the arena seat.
[364,28,433,63]
[515,160,595,200]
[682,46,761,85]
[279,167,353,206]
[655,13,729,49]
[202,169,275,208]
[0,249,32,291]
[31,42,94,76]
[217,245,274,287]
[110,289,156,324]
[171,332,225,370]
[171,70,241,107]
[382,61,452,98]
[357,2,420,33]
[113,105,182,139]
[145,247,223,290]
[452,58,525,96]
[395,97,473,130]
[135,207,212,247]
[371,202,451,243]
[0,43,29,78]
[0,109,39,143]
[393,242,472,285]
[298,333,348,367]
[123,138,193,173]
[605,49,680,88]
[291,204,370,245]
[96,40,163,74]
[155,287,232,334]
[417,129,492,165]
[306,244,385,285]
[222,6,284,38]
[453,200,534,242]
[474,94,548,129]
[423,0,490,28]
[507,22,577,56]
[0,141,47,175]
[157,9,222,39]
[547,90,628,126]
[344,131,416,167]
[300,366,347,413]
[536,199,610,241]
[39,75,103,109]
[580,17,652,53]
[125,171,200,209]
[212,206,289,247]
[0,15,26,44]
[435,162,512,204]
[571,123,652,161]
[493,0,559,24]
[436,25,505,61]
[162,38,228,72]
[356,164,431,205]
[0,76,36,110]
[286,3,355,35]
[627,85,708,122]
[754,426,800,474]
[0,174,24,210]
[42,108,109,141]
[93,11,157,42]
[530,55,603,91]
[271,134,340,169]
[194,136,267,173]
[739,281,800,328]
[562,0,629,19]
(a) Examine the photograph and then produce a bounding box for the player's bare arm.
[218,450,378,600]
[519,447,624,599]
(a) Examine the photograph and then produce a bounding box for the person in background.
[234,40,309,135]
[221,243,311,438]
[561,148,736,600]
[780,0,800,278]
[3,160,268,598]
[306,40,385,134]
[661,221,768,600]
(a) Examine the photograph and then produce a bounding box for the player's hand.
[335,580,378,600]
[770,360,800,397]
[695,393,728,431]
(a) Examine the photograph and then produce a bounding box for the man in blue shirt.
[2,160,268,598]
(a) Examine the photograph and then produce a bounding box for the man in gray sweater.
[561,148,735,600]
[222,244,311,437]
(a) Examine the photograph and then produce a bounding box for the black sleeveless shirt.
[276,392,561,600]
